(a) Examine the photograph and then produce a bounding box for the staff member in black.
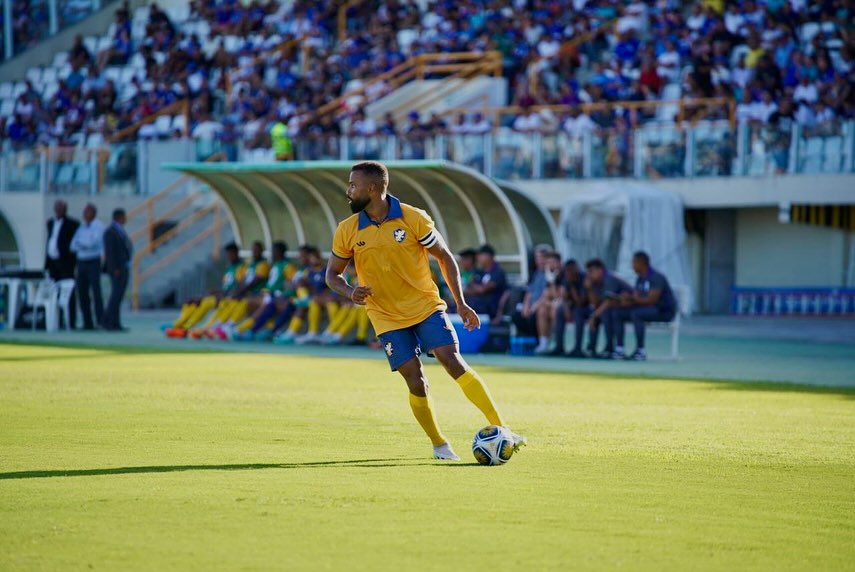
[45,199,80,328]
[103,208,133,331]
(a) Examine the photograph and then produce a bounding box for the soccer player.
[232,241,298,341]
[325,161,526,461]
[165,242,244,338]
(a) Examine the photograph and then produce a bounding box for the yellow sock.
[408,393,446,446]
[227,300,249,323]
[236,317,255,333]
[184,296,216,328]
[455,369,504,426]
[307,301,321,334]
[355,307,369,340]
[288,316,303,334]
[264,318,276,329]
[173,303,196,328]
[325,301,339,323]
[325,305,351,333]
[335,306,359,335]
[201,300,231,328]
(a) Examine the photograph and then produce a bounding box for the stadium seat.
[155,115,173,137]
[41,67,58,84]
[171,115,187,134]
[0,99,14,117]
[0,82,12,98]
[26,68,42,85]
[31,279,59,332]
[83,36,98,55]
[52,51,68,68]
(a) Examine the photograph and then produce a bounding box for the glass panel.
[491,127,534,180]
[447,134,487,172]
[590,127,633,178]
[46,147,94,193]
[102,142,138,194]
[744,123,791,175]
[797,121,847,174]
[396,134,436,161]
[349,136,385,161]
[692,122,736,177]
[541,133,584,179]
[12,0,51,55]
[636,124,685,178]
[4,149,42,191]
[295,136,340,161]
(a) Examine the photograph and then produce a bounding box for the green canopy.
[163,160,556,281]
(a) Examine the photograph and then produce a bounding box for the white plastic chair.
[55,279,76,331]
[648,284,691,360]
[31,279,58,331]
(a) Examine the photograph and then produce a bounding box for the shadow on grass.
[0,458,447,480]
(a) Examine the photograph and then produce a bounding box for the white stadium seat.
[0,82,12,98]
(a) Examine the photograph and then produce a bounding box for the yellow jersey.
[332,195,446,335]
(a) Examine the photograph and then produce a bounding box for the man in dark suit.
[45,199,80,328]
[103,208,133,331]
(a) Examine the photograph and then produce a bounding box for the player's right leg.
[380,327,458,461]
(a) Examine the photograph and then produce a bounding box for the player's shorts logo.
[393,228,406,243]
[384,341,394,356]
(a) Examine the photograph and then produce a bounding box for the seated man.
[166,241,244,338]
[464,244,507,317]
[232,241,298,341]
[580,259,632,358]
[547,259,586,356]
[610,251,676,361]
[192,240,270,340]
[513,250,561,354]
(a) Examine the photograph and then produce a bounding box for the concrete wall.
[735,208,848,287]
[519,174,855,210]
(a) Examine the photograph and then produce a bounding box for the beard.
[349,195,370,214]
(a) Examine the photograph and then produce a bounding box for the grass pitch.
[1,343,853,571]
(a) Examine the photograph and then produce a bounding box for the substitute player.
[325,161,526,460]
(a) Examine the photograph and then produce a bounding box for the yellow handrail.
[311,51,502,124]
[439,97,736,128]
[337,0,364,41]
[109,99,190,143]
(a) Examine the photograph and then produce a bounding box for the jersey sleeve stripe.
[421,234,438,249]
[418,231,436,246]
[331,251,352,261]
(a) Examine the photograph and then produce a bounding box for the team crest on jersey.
[393,228,406,243]
[384,341,394,356]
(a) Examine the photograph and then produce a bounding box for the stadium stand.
[0,0,851,172]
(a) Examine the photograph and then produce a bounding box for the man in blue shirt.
[465,244,507,317]
[585,259,633,358]
[70,203,105,330]
[611,251,676,361]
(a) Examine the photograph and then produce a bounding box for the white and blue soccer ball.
[471,425,515,466]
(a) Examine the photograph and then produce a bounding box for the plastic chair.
[31,279,58,331]
[55,279,76,331]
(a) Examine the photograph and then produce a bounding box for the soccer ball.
[471,425,514,465]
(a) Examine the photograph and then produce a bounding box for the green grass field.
[1,343,854,571]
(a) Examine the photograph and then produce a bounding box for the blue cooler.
[448,314,490,354]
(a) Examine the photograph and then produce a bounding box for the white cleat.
[295,332,321,345]
[432,442,460,461]
[321,332,342,345]
[505,429,527,452]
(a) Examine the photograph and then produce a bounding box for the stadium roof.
[163,160,557,280]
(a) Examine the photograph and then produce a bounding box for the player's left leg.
[418,312,526,450]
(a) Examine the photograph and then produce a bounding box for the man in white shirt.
[45,199,80,328]
[71,203,106,330]
[513,108,543,132]
[793,76,818,105]
[656,41,681,82]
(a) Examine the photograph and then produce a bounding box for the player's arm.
[427,233,480,330]
[325,255,371,304]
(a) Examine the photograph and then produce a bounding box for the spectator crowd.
[1,0,852,157]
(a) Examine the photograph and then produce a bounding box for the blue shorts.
[378,311,459,371]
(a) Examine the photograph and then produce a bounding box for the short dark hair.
[224,241,239,253]
[585,258,605,270]
[252,240,263,250]
[112,208,125,220]
[298,244,313,253]
[272,241,288,254]
[633,251,650,265]
[351,161,389,188]
[565,258,578,267]
[546,252,561,261]
[459,248,477,258]
[478,244,496,257]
